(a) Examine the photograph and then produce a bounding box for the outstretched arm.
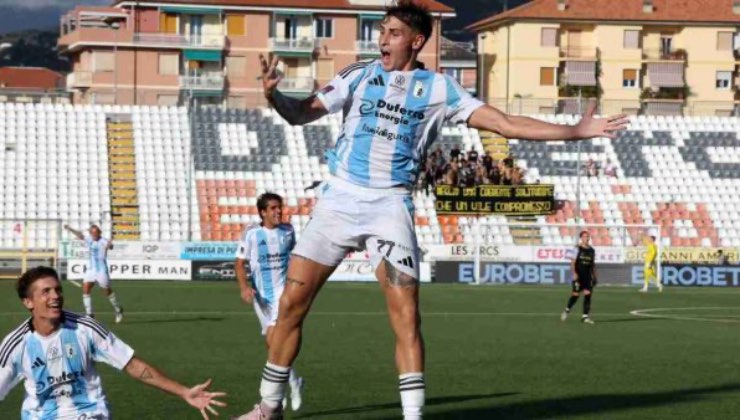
[259,54,328,126]
[124,357,226,419]
[468,101,629,141]
[64,225,84,240]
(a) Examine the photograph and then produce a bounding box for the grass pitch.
[2,281,740,419]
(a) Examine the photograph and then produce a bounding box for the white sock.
[82,294,93,315]
[108,293,121,312]
[260,362,290,409]
[399,372,425,420]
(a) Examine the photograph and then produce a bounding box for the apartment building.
[57,0,453,107]
[468,0,740,116]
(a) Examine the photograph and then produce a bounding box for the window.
[226,56,246,78]
[93,52,114,72]
[623,69,638,88]
[360,20,379,41]
[160,13,177,33]
[660,36,673,55]
[158,53,179,76]
[316,58,334,79]
[717,31,733,51]
[540,67,555,86]
[716,71,732,89]
[315,18,333,38]
[623,30,640,49]
[541,28,557,47]
[226,14,245,36]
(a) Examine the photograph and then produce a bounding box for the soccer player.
[561,231,598,324]
[234,193,303,411]
[65,224,124,323]
[234,1,629,419]
[640,234,662,292]
[0,266,226,419]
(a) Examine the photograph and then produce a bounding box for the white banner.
[60,241,182,260]
[532,246,624,264]
[67,260,192,281]
[424,244,525,261]
[327,260,431,283]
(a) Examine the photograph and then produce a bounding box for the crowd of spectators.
[583,158,618,178]
[419,144,528,195]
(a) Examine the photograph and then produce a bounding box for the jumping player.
[234,1,628,418]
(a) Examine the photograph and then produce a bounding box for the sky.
[0,0,522,39]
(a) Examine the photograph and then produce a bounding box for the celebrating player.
[640,234,662,292]
[561,231,598,324]
[0,266,226,419]
[234,193,303,412]
[65,224,123,323]
[234,1,629,418]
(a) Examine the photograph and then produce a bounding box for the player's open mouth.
[381,51,390,62]
[47,302,61,309]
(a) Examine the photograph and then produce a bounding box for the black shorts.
[572,276,594,292]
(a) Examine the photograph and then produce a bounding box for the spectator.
[467,147,479,163]
[481,151,493,172]
[434,146,446,168]
[449,144,461,161]
[489,165,502,185]
[421,160,435,196]
[604,159,617,178]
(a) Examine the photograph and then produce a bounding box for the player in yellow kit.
[640,235,662,292]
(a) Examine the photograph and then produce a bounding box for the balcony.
[356,40,380,56]
[133,33,225,49]
[641,99,684,116]
[278,77,314,93]
[179,73,224,91]
[642,48,687,62]
[66,72,93,90]
[559,45,597,60]
[269,37,318,55]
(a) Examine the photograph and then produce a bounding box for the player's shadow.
[118,316,225,325]
[294,392,518,418]
[421,383,740,419]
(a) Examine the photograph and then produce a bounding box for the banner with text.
[434,184,555,215]
[434,261,634,285]
[67,260,191,281]
[60,241,182,260]
[424,244,624,263]
[180,242,239,260]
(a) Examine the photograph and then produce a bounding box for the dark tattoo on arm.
[383,259,419,288]
[139,368,153,380]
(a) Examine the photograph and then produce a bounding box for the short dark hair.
[579,230,589,238]
[17,266,60,299]
[650,235,656,241]
[256,192,283,218]
[385,0,433,48]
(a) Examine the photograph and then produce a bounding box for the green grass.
[2,281,740,419]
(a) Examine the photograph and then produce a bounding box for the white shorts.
[83,270,111,288]
[293,177,420,280]
[253,299,278,336]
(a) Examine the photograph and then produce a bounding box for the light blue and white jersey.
[235,224,295,305]
[317,59,484,190]
[85,237,111,274]
[0,311,134,419]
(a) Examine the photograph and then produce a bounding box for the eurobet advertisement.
[434,261,740,287]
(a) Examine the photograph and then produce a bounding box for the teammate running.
[0,266,226,419]
[234,1,629,418]
[235,193,303,412]
[65,224,123,323]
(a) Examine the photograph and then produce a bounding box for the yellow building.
[468,0,740,116]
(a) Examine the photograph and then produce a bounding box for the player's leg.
[82,276,95,316]
[641,265,653,292]
[377,260,425,420]
[264,304,303,412]
[582,281,594,324]
[98,274,123,323]
[562,280,581,321]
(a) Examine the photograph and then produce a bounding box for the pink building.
[58,0,454,107]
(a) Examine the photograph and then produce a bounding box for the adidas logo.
[397,256,414,269]
[368,75,385,87]
[259,240,267,246]
[32,357,45,369]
